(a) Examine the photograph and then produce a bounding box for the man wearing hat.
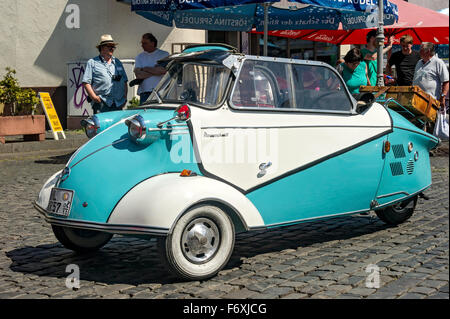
[82,34,128,113]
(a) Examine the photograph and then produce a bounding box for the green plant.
[0,67,39,116]
[127,96,140,109]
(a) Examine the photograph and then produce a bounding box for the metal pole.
[264,2,269,56]
[376,0,385,86]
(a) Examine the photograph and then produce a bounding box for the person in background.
[134,33,169,105]
[386,34,421,86]
[361,30,394,86]
[413,42,449,113]
[336,48,370,95]
[83,34,128,114]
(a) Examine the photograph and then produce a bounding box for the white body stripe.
[108,173,265,230]
[191,103,391,191]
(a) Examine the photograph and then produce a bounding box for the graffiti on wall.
[68,60,135,116]
[68,62,91,116]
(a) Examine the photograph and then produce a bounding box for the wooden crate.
[359,86,440,123]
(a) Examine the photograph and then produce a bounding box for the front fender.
[108,173,265,233]
[36,170,62,209]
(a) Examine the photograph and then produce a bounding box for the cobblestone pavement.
[0,152,448,299]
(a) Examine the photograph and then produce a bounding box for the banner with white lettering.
[175,5,256,31]
[340,7,396,29]
[289,0,398,20]
[131,0,279,11]
[136,9,174,26]
[254,5,341,31]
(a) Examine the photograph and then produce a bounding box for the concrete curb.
[0,130,88,157]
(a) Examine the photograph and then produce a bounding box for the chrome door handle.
[259,162,272,171]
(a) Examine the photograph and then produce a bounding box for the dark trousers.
[92,101,123,114]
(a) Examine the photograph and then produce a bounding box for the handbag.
[433,111,449,141]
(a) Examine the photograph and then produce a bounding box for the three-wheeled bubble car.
[35,46,440,280]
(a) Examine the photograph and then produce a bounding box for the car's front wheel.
[158,205,235,281]
[375,195,418,225]
[52,225,113,253]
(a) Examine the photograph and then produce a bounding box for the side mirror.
[355,92,375,114]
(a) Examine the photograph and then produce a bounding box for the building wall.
[0,0,205,88]
[407,0,448,11]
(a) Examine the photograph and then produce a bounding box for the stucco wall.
[0,0,205,87]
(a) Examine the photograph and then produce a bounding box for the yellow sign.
[39,92,63,132]
[39,92,66,140]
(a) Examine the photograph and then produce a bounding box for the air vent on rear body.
[392,144,406,158]
[406,159,414,175]
[390,162,404,176]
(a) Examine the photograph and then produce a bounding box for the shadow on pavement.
[5,214,393,286]
[34,152,74,165]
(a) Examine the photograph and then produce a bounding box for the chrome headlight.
[80,115,100,138]
[125,115,146,142]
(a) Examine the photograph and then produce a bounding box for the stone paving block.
[408,286,437,296]
[260,286,294,298]
[280,281,308,289]
[340,276,366,287]
[291,275,320,283]
[368,283,409,298]
[258,270,281,278]
[389,266,415,273]
[222,288,258,299]
[296,285,324,296]
[101,292,131,299]
[310,290,343,299]
[327,284,353,293]
[320,272,350,282]
[245,281,275,293]
[306,270,330,278]
[132,291,166,299]
[269,263,293,272]
[313,280,337,287]
[274,270,304,280]
[345,287,376,297]
[414,267,439,275]
[418,280,447,290]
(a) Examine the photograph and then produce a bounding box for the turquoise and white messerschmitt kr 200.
[35,45,440,280]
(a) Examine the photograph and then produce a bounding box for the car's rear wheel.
[52,225,113,253]
[375,195,418,225]
[158,205,235,281]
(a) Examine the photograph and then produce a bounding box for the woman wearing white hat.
[82,34,128,113]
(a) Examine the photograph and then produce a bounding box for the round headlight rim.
[81,115,100,138]
[126,115,147,141]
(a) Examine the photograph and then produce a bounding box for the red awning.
[251,0,449,44]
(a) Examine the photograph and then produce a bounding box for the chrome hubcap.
[181,218,220,264]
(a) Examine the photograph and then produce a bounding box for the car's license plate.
[47,188,74,217]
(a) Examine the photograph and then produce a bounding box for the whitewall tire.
[158,205,235,280]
